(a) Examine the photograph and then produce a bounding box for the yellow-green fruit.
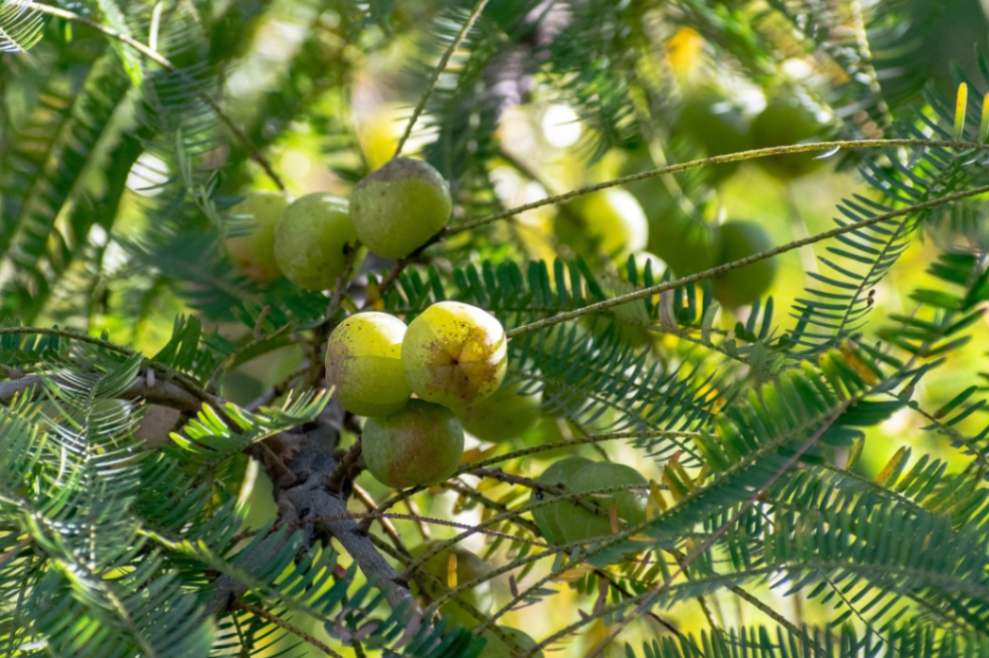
[649,214,717,277]
[458,380,542,442]
[558,188,648,259]
[750,96,828,179]
[224,191,288,283]
[712,220,777,308]
[530,457,594,545]
[325,312,412,417]
[410,541,490,626]
[673,88,750,183]
[402,301,507,409]
[274,193,358,290]
[477,627,543,658]
[351,157,452,259]
[362,400,464,487]
[554,461,647,544]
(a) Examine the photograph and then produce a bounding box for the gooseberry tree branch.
[447,137,989,235]
[505,182,989,339]
[24,1,286,191]
[393,0,491,158]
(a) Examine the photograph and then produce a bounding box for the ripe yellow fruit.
[350,157,452,259]
[274,193,358,291]
[457,380,542,442]
[402,301,507,409]
[362,400,464,488]
[553,461,647,544]
[712,220,777,308]
[410,541,490,626]
[325,312,412,417]
[224,191,288,283]
[530,457,594,545]
[477,627,543,658]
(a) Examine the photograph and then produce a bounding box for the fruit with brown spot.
[402,301,507,410]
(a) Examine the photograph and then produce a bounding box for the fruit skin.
[530,457,594,545]
[224,191,288,283]
[553,461,648,545]
[557,188,648,260]
[410,541,490,626]
[350,157,452,259]
[650,214,718,278]
[362,400,464,488]
[712,220,777,308]
[673,88,751,183]
[457,380,542,442]
[750,96,828,179]
[274,193,358,291]
[477,627,543,658]
[402,301,507,409]
[325,312,412,417]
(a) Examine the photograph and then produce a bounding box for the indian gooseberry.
[557,188,649,260]
[362,400,464,488]
[649,213,717,278]
[325,312,412,417]
[530,457,594,545]
[749,95,829,179]
[457,380,542,442]
[350,157,452,259]
[224,191,288,284]
[553,461,648,545]
[712,220,777,308]
[673,88,751,183]
[477,627,543,658]
[273,193,358,291]
[402,301,507,410]
[410,541,490,626]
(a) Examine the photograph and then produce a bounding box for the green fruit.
[650,214,717,277]
[673,89,750,182]
[530,457,594,545]
[402,301,507,409]
[325,312,412,417]
[224,191,288,283]
[410,541,490,626]
[351,157,452,259]
[477,626,543,658]
[274,193,358,290]
[558,188,648,259]
[362,400,464,488]
[458,380,542,442]
[750,96,828,179]
[554,461,647,545]
[712,220,777,308]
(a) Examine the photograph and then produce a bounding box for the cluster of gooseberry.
[224,157,453,290]
[327,299,513,489]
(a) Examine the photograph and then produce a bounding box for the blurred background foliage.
[6,0,989,656]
